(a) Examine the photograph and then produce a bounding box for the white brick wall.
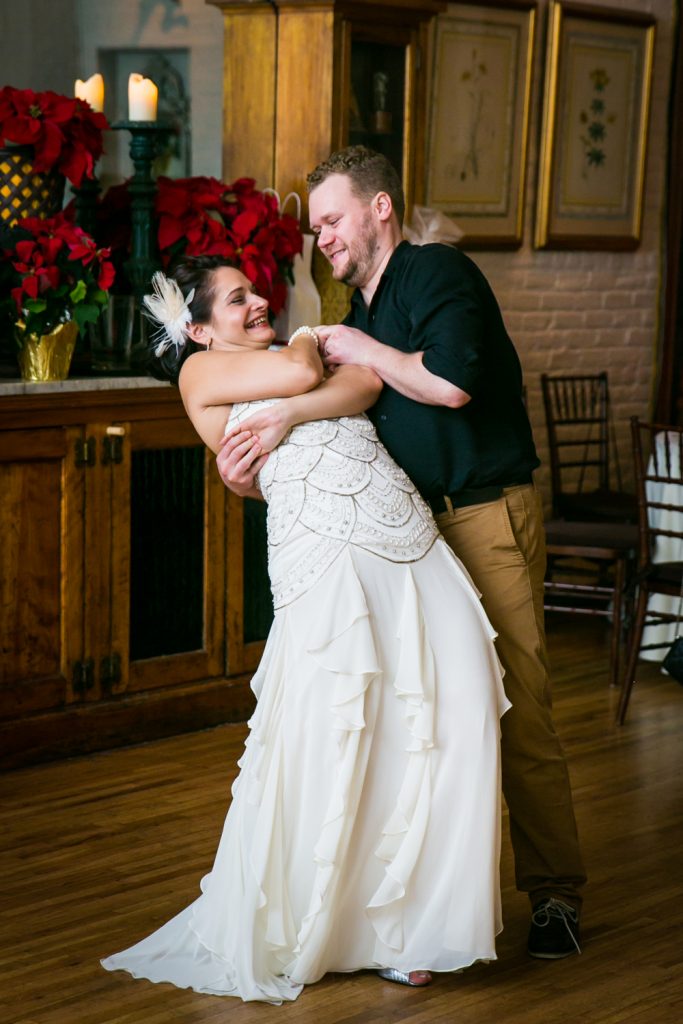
[0,0,78,92]
[454,0,675,507]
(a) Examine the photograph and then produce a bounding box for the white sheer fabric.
[102,406,510,1004]
[641,432,683,660]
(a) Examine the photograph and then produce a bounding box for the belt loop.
[443,495,455,515]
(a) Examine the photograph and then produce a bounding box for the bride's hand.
[224,404,292,455]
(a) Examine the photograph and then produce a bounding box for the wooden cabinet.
[209,0,445,320]
[210,0,444,208]
[0,386,273,769]
[0,424,84,720]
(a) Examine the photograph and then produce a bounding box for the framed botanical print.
[426,1,537,248]
[535,1,656,250]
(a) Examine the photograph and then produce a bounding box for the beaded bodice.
[228,400,439,608]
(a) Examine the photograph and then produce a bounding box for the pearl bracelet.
[287,326,319,348]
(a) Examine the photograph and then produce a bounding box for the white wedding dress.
[101,404,511,1004]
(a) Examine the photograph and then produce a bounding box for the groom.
[216,146,586,960]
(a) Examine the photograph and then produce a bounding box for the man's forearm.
[319,326,471,408]
[362,343,470,408]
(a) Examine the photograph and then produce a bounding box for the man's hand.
[317,323,471,409]
[216,428,268,499]
[316,325,380,370]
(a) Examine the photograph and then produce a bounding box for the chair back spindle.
[541,372,634,523]
[617,418,683,722]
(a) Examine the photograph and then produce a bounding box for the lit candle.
[74,73,105,113]
[128,73,158,121]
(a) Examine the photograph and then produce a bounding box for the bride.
[101,255,510,1004]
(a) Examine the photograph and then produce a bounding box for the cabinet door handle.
[100,652,122,690]
[72,659,95,693]
[102,431,124,465]
[74,437,96,467]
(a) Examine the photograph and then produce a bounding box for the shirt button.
[380,414,387,421]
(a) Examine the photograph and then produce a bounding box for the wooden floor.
[2,617,682,1024]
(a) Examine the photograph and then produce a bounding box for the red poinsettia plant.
[155,176,303,314]
[0,212,115,340]
[0,85,108,187]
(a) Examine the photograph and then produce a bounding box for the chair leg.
[609,556,625,690]
[616,586,648,725]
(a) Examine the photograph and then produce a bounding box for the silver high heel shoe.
[377,967,432,987]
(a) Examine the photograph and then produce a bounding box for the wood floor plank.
[1,618,682,1023]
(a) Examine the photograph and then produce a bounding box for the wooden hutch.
[208,0,446,319]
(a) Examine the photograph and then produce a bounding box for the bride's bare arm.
[234,365,382,451]
[179,335,323,453]
[216,365,382,496]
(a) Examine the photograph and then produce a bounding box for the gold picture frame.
[535,1,656,250]
[426,1,536,249]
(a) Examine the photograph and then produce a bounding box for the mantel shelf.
[0,376,169,398]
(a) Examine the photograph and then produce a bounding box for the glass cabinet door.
[348,38,407,185]
[341,15,427,215]
[242,498,273,646]
[106,417,227,696]
[128,444,206,661]
[225,491,272,676]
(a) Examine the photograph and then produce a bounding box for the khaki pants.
[435,484,586,908]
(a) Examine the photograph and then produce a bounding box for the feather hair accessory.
[142,271,195,357]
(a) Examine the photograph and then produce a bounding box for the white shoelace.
[531,898,582,954]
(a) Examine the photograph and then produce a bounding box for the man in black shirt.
[340,240,539,502]
[307,147,585,962]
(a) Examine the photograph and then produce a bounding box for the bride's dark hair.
[146,255,236,385]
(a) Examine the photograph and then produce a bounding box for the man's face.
[308,174,380,288]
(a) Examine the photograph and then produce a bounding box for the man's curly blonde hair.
[306,145,405,226]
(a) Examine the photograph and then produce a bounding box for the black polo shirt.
[344,241,539,502]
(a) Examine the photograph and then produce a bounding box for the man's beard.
[335,216,379,287]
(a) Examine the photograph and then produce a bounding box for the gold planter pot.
[16,321,79,382]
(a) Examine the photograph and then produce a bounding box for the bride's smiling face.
[201,266,275,350]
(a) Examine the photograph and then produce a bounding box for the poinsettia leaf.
[69,279,87,304]
[73,303,100,329]
[205,208,224,224]
[25,298,47,313]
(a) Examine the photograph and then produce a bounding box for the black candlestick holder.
[112,121,170,301]
[112,120,171,363]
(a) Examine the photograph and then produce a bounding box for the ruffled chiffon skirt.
[101,539,510,1003]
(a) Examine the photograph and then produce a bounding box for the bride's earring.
[206,337,212,351]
